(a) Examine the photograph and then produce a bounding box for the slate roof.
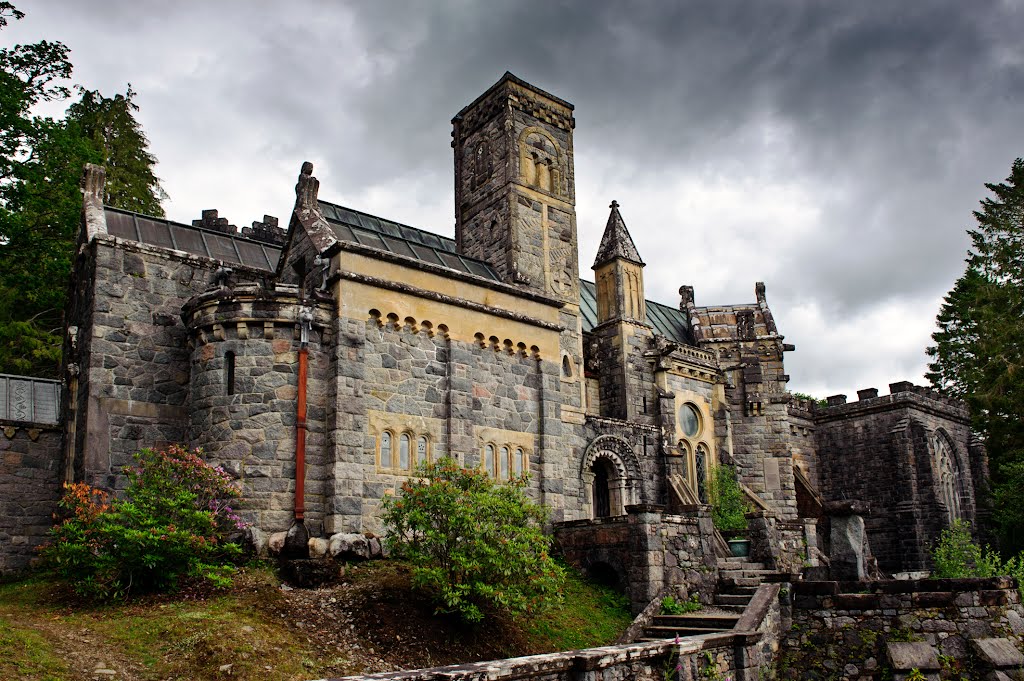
[103,202,691,344]
[317,200,502,282]
[104,208,281,271]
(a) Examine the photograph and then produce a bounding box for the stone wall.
[0,423,61,576]
[326,309,566,535]
[554,505,719,615]
[65,236,269,490]
[814,383,982,573]
[777,577,1024,680]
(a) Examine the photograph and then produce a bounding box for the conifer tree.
[927,158,1024,552]
[0,3,166,377]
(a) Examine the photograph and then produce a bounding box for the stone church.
[0,73,989,587]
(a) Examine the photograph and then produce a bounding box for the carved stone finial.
[296,161,319,210]
[755,281,767,303]
[81,163,106,198]
[679,285,695,308]
[609,200,619,209]
[81,163,109,240]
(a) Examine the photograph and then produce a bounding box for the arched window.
[677,441,691,479]
[933,433,963,525]
[399,434,410,470]
[695,444,709,504]
[562,355,573,378]
[416,436,429,466]
[513,448,524,477]
[380,431,394,469]
[484,444,495,477]
[500,446,510,479]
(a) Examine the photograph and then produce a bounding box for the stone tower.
[452,72,587,423]
[452,72,578,304]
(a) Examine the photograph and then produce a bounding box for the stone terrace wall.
[0,424,61,576]
[554,505,718,615]
[777,577,1024,680]
[330,583,783,681]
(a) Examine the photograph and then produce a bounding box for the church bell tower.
[451,72,579,303]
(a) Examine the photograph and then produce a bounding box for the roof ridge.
[103,206,275,247]
[317,199,457,247]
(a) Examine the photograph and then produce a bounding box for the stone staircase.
[638,556,774,641]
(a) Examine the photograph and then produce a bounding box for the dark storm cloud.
[334,0,1024,312]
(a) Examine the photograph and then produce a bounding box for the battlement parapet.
[813,381,968,423]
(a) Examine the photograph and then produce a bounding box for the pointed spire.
[593,200,644,269]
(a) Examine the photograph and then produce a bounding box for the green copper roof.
[579,280,692,344]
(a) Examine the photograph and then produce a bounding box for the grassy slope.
[0,563,632,681]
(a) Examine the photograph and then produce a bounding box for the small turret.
[592,200,646,325]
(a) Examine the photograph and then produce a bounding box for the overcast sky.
[7,1,1024,398]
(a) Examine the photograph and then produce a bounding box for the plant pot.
[727,539,751,558]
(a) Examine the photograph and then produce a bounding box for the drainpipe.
[295,311,311,521]
[283,307,314,559]
[63,325,81,486]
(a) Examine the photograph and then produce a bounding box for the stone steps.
[713,593,753,607]
[719,576,762,589]
[717,560,766,571]
[719,569,777,580]
[642,613,741,640]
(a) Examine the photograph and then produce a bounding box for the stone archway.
[580,436,641,519]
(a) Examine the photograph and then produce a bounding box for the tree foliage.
[381,457,565,623]
[0,4,166,377]
[41,445,245,600]
[927,158,1024,552]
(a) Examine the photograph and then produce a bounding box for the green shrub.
[41,445,245,599]
[931,519,1002,578]
[661,593,701,615]
[381,457,564,623]
[709,465,749,533]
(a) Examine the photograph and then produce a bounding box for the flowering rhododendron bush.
[381,457,564,623]
[42,445,246,599]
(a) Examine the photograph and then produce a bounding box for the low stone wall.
[777,577,1024,679]
[327,584,783,681]
[0,423,62,576]
[554,505,718,615]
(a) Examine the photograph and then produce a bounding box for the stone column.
[825,500,870,581]
[625,503,665,614]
